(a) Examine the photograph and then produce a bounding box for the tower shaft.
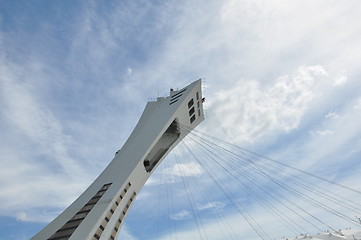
[31,79,205,240]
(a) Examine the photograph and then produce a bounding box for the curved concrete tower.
[31,79,205,240]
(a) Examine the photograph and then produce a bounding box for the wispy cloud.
[0,55,91,221]
[165,162,204,177]
[325,111,339,119]
[1,0,361,239]
[170,210,192,220]
[197,201,225,211]
[310,129,334,136]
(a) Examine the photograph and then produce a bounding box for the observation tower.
[31,79,205,240]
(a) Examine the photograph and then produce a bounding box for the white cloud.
[276,93,361,172]
[16,212,30,222]
[333,70,347,86]
[2,0,361,239]
[325,111,339,119]
[197,201,225,211]
[127,67,133,76]
[157,185,361,240]
[144,176,158,186]
[170,210,192,220]
[0,61,86,175]
[207,65,328,144]
[166,162,204,177]
[310,129,334,136]
[0,56,91,222]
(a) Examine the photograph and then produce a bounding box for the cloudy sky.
[1,0,361,239]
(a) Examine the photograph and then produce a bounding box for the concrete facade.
[31,79,205,240]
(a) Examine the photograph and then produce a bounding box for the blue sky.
[1,0,361,239]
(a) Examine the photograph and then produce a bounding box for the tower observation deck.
[31,79,205,240]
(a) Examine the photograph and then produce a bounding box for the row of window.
[93,182,135,240]
[47,183,112,240]
[188,91,202,124]
[110,191,137,240]
[169,87,187,105]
